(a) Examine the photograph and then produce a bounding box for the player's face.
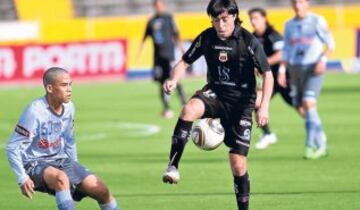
[211,11,236,39]
[49,73,72,104]
[155,0,165,13]
[291,0,309,18]
[249,12,267,34]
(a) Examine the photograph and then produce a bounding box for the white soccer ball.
[191,118,225,151]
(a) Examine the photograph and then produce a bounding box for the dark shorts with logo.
[25,158,92,201]
[191,85,254,156]
[153,57,172,83]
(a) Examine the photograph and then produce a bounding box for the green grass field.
[1,73,360,210]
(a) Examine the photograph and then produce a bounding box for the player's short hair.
[207,0,242,24]
[43,67,69,87]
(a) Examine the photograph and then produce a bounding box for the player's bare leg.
[254,90,277,150]
[43,167,76,210]
[229,153,250,210]
[163,98,205,184]
[303,100,327,159]
[78,175,119,210]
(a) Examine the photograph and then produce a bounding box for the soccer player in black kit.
[248,8,294,150]
[138,0,186,119]
[162,1,274,210]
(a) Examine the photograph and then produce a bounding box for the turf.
[0,73,359,210]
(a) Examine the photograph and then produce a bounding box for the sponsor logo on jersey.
[15,124,30,137]
[213,45,233,51]
[219,51,228,62]
[239,120,252,127]
[239,129,251,141]
[37,138,62,149]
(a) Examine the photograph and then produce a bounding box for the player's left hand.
[256,106,269,127]
[314,60,327,75]
[20,178,35,199]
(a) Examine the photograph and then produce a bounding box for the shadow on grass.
[115,190,360,198]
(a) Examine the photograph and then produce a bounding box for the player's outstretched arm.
[163,59,189,94]
[257,71,273,127]
[277,62,287,88]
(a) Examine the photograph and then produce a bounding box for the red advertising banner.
[0,39,127,83]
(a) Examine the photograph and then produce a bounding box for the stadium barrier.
[0,2,359,84]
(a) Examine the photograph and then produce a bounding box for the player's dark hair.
[207,0,242,25]
[43,67,69,87]
[248,7,273,29]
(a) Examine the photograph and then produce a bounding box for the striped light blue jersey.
[6,97,77,186]
[283,12,335,66]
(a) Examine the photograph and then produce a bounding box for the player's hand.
[314,60,326,75]
[20,178,35,199]
[256,105,269,127]
[277,72,287,88]
[163,79,177,94]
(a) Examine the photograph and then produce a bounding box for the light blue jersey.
[283,12,335,66]
[6,97,77,186]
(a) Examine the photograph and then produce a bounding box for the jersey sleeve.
[316,16,335,50]
[169,15,180,40]
[249,37,271,74]
[269,30,284,51]
[64,103,78,162]
[182,32,204,64]
[143,20,152,41]
[282,23,291,63]
[6,105,38,186]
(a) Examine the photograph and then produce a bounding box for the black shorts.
[153,57,172,83]
[25,158,92,201]
[272,71,293,107]
[192,85,254,156]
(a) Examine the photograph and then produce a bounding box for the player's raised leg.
[77,175,119,210]
[43,167,76,210]
[229,153,250,210]
[163,98,205,184]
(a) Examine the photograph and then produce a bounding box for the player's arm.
[163,60,189,94]
[164,32,204,94]
[136,20,151,60]
[250,37,274,127]
[64,104,78,162]
[6,106,36,199]
[170,15,184,54]
[278,25,290,88]
[314,16,335,75]
[267,32,284,66]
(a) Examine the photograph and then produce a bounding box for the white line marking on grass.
[112,122,161,137]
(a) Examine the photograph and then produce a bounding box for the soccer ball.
[191,118,225,151]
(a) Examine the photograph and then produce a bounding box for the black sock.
[234,173,250,210]
[261,124,271,135]
[169,118,193,168]
[176,84,187,105]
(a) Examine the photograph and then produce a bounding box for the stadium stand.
[72,0,360,17]
[0,0,17,21]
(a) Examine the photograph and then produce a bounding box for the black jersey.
[183,24,271,103]
[144,13,179,61]
[252,26,283,74]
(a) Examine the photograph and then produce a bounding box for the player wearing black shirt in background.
[138,0,186,119]
[162,1,274,210]
[248,8,294,150]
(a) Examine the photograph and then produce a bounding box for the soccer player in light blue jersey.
[279,0,335,159]
[6,67,120,210]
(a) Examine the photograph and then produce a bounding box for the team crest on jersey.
[219,51,228,62]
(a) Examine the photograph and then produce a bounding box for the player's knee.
[303,100,316,110]
[230,157,247,177]
[54,172,70,190]
[181,102,201,121]
[94,184,111,204]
